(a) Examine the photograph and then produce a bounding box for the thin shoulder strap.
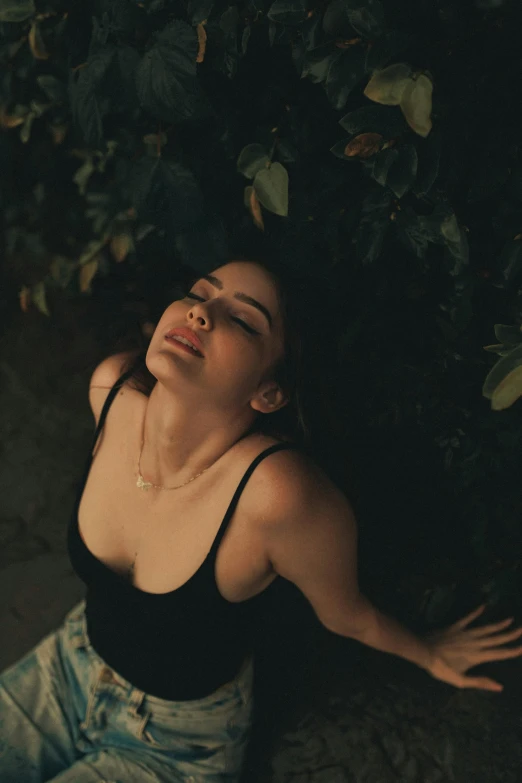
[91,365,137,453]
[211,442,301,555]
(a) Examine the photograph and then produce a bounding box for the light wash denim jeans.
[0,599,254,782]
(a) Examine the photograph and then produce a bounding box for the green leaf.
[323,0,355,38]
[20,111,36,144]
[483,344,515,358]
[301,44,337,84]
[268,0,308,25]
[218,6,241,78]
[237,144,270,179]
[323,0,385,39]
[127,157,206,232]
[365,29,412,71]
[346,0,386,39]
[325,46,367,112]
[37,75,67,103]
[242,25,252,55]
[412,131,440,198]
[0,0,35,22]
[493,323,522,345]
[399,73,433,137]
[491,365,522,411]
[354,188,392,264]
[394,206,443,261]
[69,45,115,147]
[493,240,522,291]
[367,147,398,187]
[364,63,412,105]
[277,138,299,164]
[135,20,211,123]
[253,162,289,216]
[188,0,215,24]
[440,213,469,275]
[73,159,96,196]
[300,14,322,50]
[112,46,141,113]
[50,256,75,288]
[339,104,407,137]
[482,343,522,401]
[330,138,358,160]
[385,142,418,198]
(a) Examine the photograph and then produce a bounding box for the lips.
[165,327,204,356]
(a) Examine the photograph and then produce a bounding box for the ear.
[250,383,289,415]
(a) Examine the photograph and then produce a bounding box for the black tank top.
[67,366,300,700]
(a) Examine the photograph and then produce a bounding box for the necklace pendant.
[137,474,153,491]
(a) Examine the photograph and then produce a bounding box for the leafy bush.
[1,0,522,617]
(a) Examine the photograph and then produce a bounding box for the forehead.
[210,262,281,307]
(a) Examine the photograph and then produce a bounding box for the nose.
[187,301,210,327]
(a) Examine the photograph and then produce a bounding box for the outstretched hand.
[423,604,522,692]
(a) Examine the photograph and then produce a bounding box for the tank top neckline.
[72,365,299,600]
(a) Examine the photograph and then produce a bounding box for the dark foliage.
[1,0,522,622]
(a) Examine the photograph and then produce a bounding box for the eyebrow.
[198,274,273,330]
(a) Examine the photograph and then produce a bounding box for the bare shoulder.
[247,443,343,526]
[88,350,139,426]
[248,443,365,636]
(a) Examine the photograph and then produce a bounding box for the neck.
[140,381,257,487]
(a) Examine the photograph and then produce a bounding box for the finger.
[467,617,515,638]
[460,677,503,692]
[451,604,486,631]
[475,627,522,648]
[474,644,522,662]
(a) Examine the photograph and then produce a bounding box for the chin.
[144,342,163,379]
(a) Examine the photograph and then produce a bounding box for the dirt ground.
[1,296,521,783]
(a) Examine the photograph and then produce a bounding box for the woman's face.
[146,261,287,412]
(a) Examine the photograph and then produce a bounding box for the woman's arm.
[258,451,433,671]
[254,451,522,690]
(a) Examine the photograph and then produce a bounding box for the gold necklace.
[130,407,263,581]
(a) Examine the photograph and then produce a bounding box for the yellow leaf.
[79,258,99,292]
[335,37,361,48]
[78,236,109,266]
[143,132,167,147]
[344,132,383,159]
[400,73,433,137]
[244,186,264,231]
[363,63,412,106]
[0,106,26,128]
[29,21,48,59]
[32,281,50,316]
[110,233,134,262]
[196,23,207,63]
[19,285,31,312]
[491,364,522,411]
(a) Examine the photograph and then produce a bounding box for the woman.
[0,256,521,783]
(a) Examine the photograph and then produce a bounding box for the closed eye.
[184,293,259,335]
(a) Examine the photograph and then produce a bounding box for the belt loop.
[79,666,101,730]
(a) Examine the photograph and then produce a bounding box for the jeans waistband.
[63,599,254,712]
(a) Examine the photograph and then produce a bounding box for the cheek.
[156,303,182,331]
